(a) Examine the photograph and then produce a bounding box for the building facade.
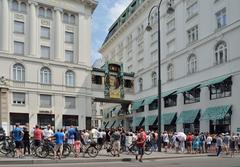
[100,0,240,134]
[0,0,97,134]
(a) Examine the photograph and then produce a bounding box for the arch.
[40,67,51,84]
[13,63,25,81]
[65,70,75,87]
[167,63,174,81]
[46,8,52,18]
[215,41,227,64]
[39,7,45,17]
[20,2,26,12]
[12,0,18,11]
[152,71,157,87]
[187,54,197,74]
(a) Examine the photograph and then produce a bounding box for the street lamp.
[146,0,174,152]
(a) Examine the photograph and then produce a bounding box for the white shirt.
[43,129,54,139]
[90,128,98,139]
[206,136,212,144]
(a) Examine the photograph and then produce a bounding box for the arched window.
[70,15,75,24]
[187,54,197,74]
[20,2,26,13]
[167,64,174,81]
[63,13,69,23]
[152,72,157,87]
[215,41,227,64]
[12,0,18,11]
[65,70,75,87]
[39,7,45,17]
[13,63,25,81]
[138,78,143,92]
[46,9,52,19]
[40,67,51,84]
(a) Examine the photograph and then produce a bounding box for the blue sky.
[91,0,132,64]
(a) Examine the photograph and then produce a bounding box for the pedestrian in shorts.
[53,129,65,160]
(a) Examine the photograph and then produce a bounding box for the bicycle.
[35,139,54,158]
[0,136,16,157]
[81,140,99,158]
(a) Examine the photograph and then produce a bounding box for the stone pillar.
[54,8,63,60]
[0,88,9,135]
[29,1,38,56]
[0,0,9,51]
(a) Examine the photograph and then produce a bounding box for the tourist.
[23,127,30,155]
[186,132,193,154]
[53,129,65,160]
[216,134,223,157]
[43,125,54,140]
[206,133,212,153]
[67,125,76,154]
[12,123,24,158]
[162,131,169,152]
[111,129,121,157]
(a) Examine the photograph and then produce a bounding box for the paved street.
[0,157,239,167]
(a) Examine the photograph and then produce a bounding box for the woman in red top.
[186,132,193,153]
[136,129,146,162]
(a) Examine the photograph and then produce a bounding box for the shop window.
[210,77,232,100]
[184,87,200,104]
[136,106,144,113]
[149,99,158,111]
[164,94,177,108]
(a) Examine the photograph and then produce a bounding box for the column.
[29,1,38,56]
[0,0,9,51]
[54,8,62,60]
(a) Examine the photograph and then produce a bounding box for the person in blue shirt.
[67,125,76,154]
[12,123,24,158]
[53,129,65,160]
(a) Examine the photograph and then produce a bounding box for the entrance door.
[86,117,91,130]
[37,114,54,129]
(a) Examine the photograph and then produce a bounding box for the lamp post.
[146,0,174,152]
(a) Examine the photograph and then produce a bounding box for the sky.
[91,0,132,65]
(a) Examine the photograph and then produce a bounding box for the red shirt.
[186,135,193,142]
[137,131,146,148]
[34,128,43,140]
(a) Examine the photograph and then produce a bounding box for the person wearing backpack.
[12,123,24,158]
[136,128,146,162]
[111,129,121,157]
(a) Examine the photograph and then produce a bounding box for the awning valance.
[201,105,231,121]
[177,109,200,124]
[200,75,231,87]
[146,115,157,126]
[162,90,177,97]
[176,84,200,94]
[161,112,177,125]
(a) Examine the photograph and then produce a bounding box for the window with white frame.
[167,39,175,54]
[13,63,25,81]
[167,64,174,81]
[40,67,51,84]
[65,70,75,87]
[186,1,198,19]
[215,41,227,64]
[14,21,24,34]
[138,78,143,92]
[41,26,50,39]
[12,1,27,13]
[65,32,74,43]
[187,25,198,43]
[39,7,45,17]
[187,54,197,74]
[14,41,24,55]
[46,9,52,19]
[40,95,52,108]
[13,92,25,105]
[63,13,75,25]
[65,96,76,109]
[65,50,74,62]
[38,7,52,19]
[152,72,157,87]
[167,19,175,33]
[41,46,50,59]
[216,8,226,29]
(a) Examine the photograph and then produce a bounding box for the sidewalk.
[0,151,208,165]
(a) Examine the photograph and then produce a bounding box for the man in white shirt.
[43,125,54,140]
[90,127,98,143]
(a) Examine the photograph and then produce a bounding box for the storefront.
[10,113,29,130]
[162,112,177,133]
[62,115,78,127]
[37,114,55,129]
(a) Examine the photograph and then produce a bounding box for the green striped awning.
[161,112,176,125]
[132,117,144,126]
[104,121,109,128]
[146,115,157,126]
[110,120,116,128]
[144,95,158,105]
[201,105,231,121]
[177,109,200,124]
[200,75,231,87]
[176,84,200,94]
[131,99,144,111]
[162,90,177,97]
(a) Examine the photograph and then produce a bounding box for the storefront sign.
[237,128,240,132]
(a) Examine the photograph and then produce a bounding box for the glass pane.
[12,0,18,11]
[63,13,68,23]
[20,2,26,13]
[41,46,50,58]
[40,95,51,107]
[46,9,52,18]
[39,7,45,17]
[14,41,24,54]
[65,32,74,43]
[14,21,24,33]
[65,50,73,62]
[41,27,50,38]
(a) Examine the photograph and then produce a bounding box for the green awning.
[144,95,158,105]
[177,109,200,124]
[113,105,122,114]
[110,120,116,128]
[200,75,231,87]
[131,99,144,111]
[132,117,144,126]
[201,105,231,121]
[146,115,157,126]
[176,84,200,94]
[162,90,177,97]
[106,121,113,129]
[104,121,109,128]
[161,112,176,125]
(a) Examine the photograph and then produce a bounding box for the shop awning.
[113,105,122,115]
[201,105,232,121]
[200,75,231,87]
[131,99,144,111]
[144,95,158,105]
[161,112,177,125]
[110,120,116,128]
[177,109,200,124]
[176,84,200,94]
[146,115,157,126]
[132,117,144,127]
[162,90,177,97]
[104,121,109,129]
[106,120,116,129]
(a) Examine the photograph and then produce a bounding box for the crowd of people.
[2,124,240,161]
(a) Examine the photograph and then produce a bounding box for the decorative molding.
[65,25,74,32]
[14,13,25,21]
[54,7,63,12]
[41,19,50,27]
[28,1,38,6]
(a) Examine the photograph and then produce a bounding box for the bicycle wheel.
[62,144,71,157]
[144,143,153,155]
[0,141,10,154]
[35,145,49,158]
[87,146,98,158]
[129,144,138,155]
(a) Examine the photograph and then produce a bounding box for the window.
[63,13,69,23]
[14,41,24,55]
[70,15,75,24]
[20,2,26,13]
[40,67,51,84]
[124,79,133,88]
[65,32,74,43]
[14,21,24,33]
[210,77,232,100]
[138,78,143,92]
[65,50,74,62]
[13,63,25,81]
[38,7,45,17]
[41,46,50,59]
[13,92,25,105]
[184,87,200,104]
[167,19,175,33]
[39,7,52,19]
[187,25,198,43]
[12,0,18,11]
[46,9,52,19]
[215,41,227,64]
[92,75,102,85]
[216,8,226,29]
[186,2,198,19]
[65,96,76,109]
[65,70,75,87]
[63,13,75,25]
[40,95,52,108]
[187,54,197,74]
[167,64,174,81]
[149,99,158,111]
[41,26,50,39]
[136,106,144,113]
[164,94,177,107]
[152,72,157,87]
[167,40,175,54]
